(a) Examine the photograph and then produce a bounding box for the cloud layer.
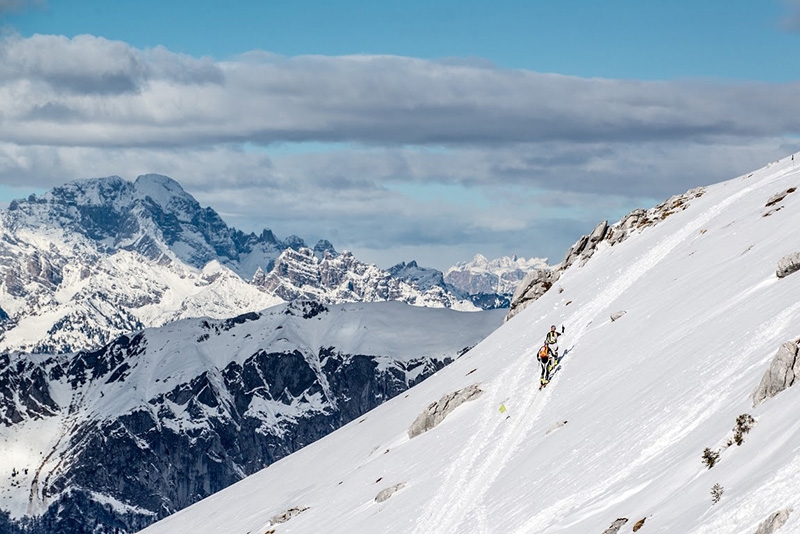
[1,33,798,268]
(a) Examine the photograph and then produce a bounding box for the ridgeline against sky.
[1,0,799,269]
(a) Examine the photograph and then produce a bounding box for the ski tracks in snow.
[413,347,547,534]
[414,178,780,534]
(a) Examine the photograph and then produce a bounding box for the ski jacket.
[545,331,561,344]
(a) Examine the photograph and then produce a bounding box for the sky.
[0,0,799,269]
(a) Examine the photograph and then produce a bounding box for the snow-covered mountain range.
[442,254,549,309]
[0,300,505,533]
[140,154,800,534]
[444,254,548,296]
[0,174,505,354]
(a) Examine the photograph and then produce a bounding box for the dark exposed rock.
[765,187,796,207]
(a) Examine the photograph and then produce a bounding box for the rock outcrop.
[752,341,800,406]
[765,188,796,207]
[269,506,310,526]
[506,187,705,320]
[408,384,483,439]
[754,509,793,534]
[776,252,800,278]
[375,483,406,503]
[505,269,561,321]
[610,311,627,322]
[602,518,629,534]
[562,220,609,271]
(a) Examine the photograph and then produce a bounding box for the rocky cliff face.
[506,187,706,320]
[0,301,505,534]
[257,249,479,311]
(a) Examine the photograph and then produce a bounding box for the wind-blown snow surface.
[141,155,800,534]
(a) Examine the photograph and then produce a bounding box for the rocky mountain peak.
[313,239,338,259]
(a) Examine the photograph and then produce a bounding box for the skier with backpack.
[538,343,556,389]
[538,324,564,389]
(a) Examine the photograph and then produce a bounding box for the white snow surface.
[141,155,800,534]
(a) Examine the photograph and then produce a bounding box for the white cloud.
[0,33,798,268]
[1,34,800,149]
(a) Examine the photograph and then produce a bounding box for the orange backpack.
[538,345,550,360]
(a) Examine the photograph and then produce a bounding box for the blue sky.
[7,0,796,80]
[1,0,799,269]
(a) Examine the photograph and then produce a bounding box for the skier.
[538,344,556,389]
[545,324,565,357]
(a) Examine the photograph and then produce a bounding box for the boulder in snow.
[601,518,628,534]
[752,342,800,406]
[754,509,793,534]
[765,187,796,207]
[408,384,483,438]
[269,506,310,526]
[375,483,406,503]
[545,420,568,435]
[776,252,800,278]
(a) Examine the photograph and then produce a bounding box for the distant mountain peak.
[133,173,192,205]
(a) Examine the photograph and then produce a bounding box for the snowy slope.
[141,154,800,534]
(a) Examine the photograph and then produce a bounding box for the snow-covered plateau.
[141,154,800,534]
